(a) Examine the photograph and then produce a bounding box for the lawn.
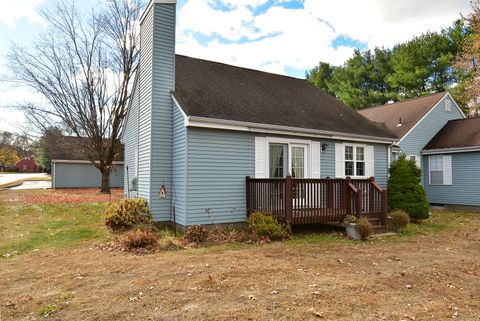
[0,189,479,321]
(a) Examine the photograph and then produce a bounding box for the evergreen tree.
[388,155,429,220]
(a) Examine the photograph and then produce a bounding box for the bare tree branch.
[8,0,145,193]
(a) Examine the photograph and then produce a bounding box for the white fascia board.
[421,146,480,155]
[140,0,177,25]
[186,116,398,145]
[446,92,467,119]
[171,94,188,126]
[52,159,125,165]
[398,93,448,144]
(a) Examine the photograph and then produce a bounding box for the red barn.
[15,156,39,173]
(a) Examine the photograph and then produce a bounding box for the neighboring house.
[422,117,480,209]
[359,92,465,170]
[122,0,396,228]
[51,136,124,189]
[0,161,5,171]
[15,156,39,173]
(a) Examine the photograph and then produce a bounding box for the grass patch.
[0,202,108,257]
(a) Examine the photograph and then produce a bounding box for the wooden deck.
[246,176,388,232]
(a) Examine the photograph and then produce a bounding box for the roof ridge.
[447,116,480,123]
[175,54,306,82]
[359,92,446,112]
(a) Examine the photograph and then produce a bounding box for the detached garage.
[51,160,123,188]
[50,136,124,189]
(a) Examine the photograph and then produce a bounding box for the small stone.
[405,284,413,289]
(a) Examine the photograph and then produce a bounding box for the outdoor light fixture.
[321,143,328,151]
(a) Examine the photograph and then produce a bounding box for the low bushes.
[104,198,152,231]
[247,211,288,240]
[356,218,373,240]
[389,210,410,232]
[184,225,209,244]
[120,229,159,250]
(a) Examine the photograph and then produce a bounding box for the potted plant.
[343,215,361,240]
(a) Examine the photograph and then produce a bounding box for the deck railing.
[246,176,387,226]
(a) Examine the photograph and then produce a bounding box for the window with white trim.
[429,155,453,185]
[266,140,310,178]
[344,145,365,177]
[429,155,443,184]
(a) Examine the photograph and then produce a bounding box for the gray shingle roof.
[359,92,446,139]
[174,55,395,139]
[424,117,480,150]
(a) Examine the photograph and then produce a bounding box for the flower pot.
[345,223,362,240]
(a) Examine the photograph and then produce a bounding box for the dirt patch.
[1,225,479,320]
[0,188,123,205]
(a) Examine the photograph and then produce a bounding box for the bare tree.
[8,0,144,193]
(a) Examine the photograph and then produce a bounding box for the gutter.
[186,115,398,145]
[421,145,480,155]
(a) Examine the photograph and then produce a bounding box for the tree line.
[306,17,476,112]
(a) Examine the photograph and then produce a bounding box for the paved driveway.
[0,173,51,190]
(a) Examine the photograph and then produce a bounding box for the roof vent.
[396,117,403,127]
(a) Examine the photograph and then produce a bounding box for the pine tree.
[388,155,429,220]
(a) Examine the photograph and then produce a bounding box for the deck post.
[327,177,333,208]
[356,188,362,217]
[381,189,388,226]
[285,175,293,228]
[246,176,251,217]
[346,177,352,214]
[369,176,375,213]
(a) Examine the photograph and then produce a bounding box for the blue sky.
[0,0,472,133]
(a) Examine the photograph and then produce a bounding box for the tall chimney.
[137,0,177,221]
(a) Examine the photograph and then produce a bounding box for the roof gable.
[173,55,395,139]
[359,92,447,139]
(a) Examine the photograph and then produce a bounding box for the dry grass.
[0,189,479,320]
[0,188,123,204]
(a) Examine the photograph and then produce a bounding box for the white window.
[344,145,365,177]
[268,143,307,178]
[269,144,287,178]
[408,155,421,168]
[255,137,321,179]
[335,143,374,178]
[429,155,452,185]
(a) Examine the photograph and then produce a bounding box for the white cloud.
[176,0,472,77]
[0,0,46,28]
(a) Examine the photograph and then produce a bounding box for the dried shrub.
[247,211,288,240]
[357,218,373,240]
[389,209,410,232]
[104,198,152,231]
[120,229,158,250]
[184,225,209,244]
[207,225,257,244]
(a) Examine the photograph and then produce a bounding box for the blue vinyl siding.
[423,152,480,206]
[172,104,187,225]
[186,128,255,225]
[400,96,463,161]
[185,129,390,225]
[122,76,139,197]
[374,144,388,187]
[320,139,335,178]
[135,3,176,221]
[148,4,176,221]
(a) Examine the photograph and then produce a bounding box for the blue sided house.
[122,0,404,231]
[361,92,480,210]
